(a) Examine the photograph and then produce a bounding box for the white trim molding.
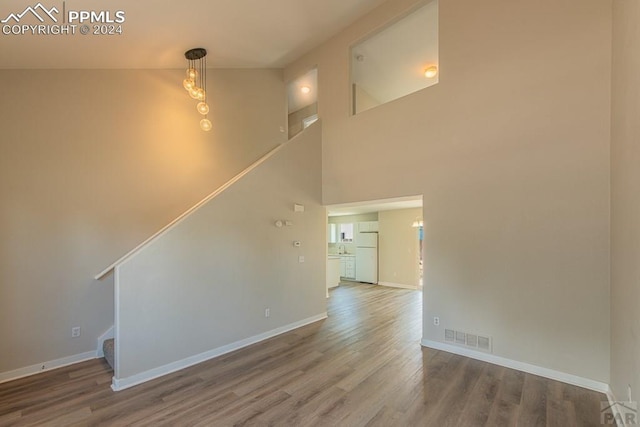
[421,339,609,394]
[94,123,319,281]
[112,313,328,392]
[0,351,96,384]
[377,281,418,290]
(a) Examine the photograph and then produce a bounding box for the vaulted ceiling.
[0,0,387,69]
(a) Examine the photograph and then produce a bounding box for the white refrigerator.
[356,232,378,284]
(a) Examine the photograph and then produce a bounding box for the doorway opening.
[325,195,423,291]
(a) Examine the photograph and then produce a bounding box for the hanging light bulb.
[183,78,195,91]
[197,102,209,115]
[184,48,211,131]
[200,118,212,131]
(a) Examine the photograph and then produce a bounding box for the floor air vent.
[443,329,492,353]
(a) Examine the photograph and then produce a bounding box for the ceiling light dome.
[424,66,438,78]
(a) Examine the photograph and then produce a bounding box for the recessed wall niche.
[351,1,439,115]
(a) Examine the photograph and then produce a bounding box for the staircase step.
[103,338,115,370]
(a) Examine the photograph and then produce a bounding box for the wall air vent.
[444,329,492,353]
[477,335,491,352]
[465,334,478,348]
[444,329,455,342]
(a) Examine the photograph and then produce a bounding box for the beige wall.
[378,208,421,288]
[611,0,640,403]
[117,123,325,380]
[286,0,611,382]
[0,68,286,375]
[328,213,378,224]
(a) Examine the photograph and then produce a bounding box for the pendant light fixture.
[183,48,212,131]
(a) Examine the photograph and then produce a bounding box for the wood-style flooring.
[0,282,608,426]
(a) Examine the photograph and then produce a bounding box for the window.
[287,68,318,139]
[351,1,439,114]
[339,223,354,242]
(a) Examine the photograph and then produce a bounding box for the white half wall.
[115,123,325,381]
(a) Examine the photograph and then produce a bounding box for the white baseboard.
[421,339,609,394]
[0,351,97,384]
[96,325,115,358]
[378,281,417,290]
[112,313,328,391]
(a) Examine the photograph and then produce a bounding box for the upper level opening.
[287,68,318,139]
[351,0,439,115]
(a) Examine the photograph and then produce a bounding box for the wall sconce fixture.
[183,48,212,131]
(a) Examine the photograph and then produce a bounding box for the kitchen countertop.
[328,253,356,257]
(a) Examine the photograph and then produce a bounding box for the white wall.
[116,123,325,380]
[0,68,286,376]
[286,0,611,382]
[611,0,640,403]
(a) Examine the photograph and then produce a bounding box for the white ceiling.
[0,0,388,69]
[327,195,423,217]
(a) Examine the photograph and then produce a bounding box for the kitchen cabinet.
[340,255,356,279]
[358,221,379,233]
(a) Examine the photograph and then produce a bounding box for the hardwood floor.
[0,283,607,426]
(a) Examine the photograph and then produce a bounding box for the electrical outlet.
[433,317,440,326]
[71,327,81,338]
[265,308,270,318]
[298,256,305,263]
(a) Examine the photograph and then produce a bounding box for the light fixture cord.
[203,54,207,119]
